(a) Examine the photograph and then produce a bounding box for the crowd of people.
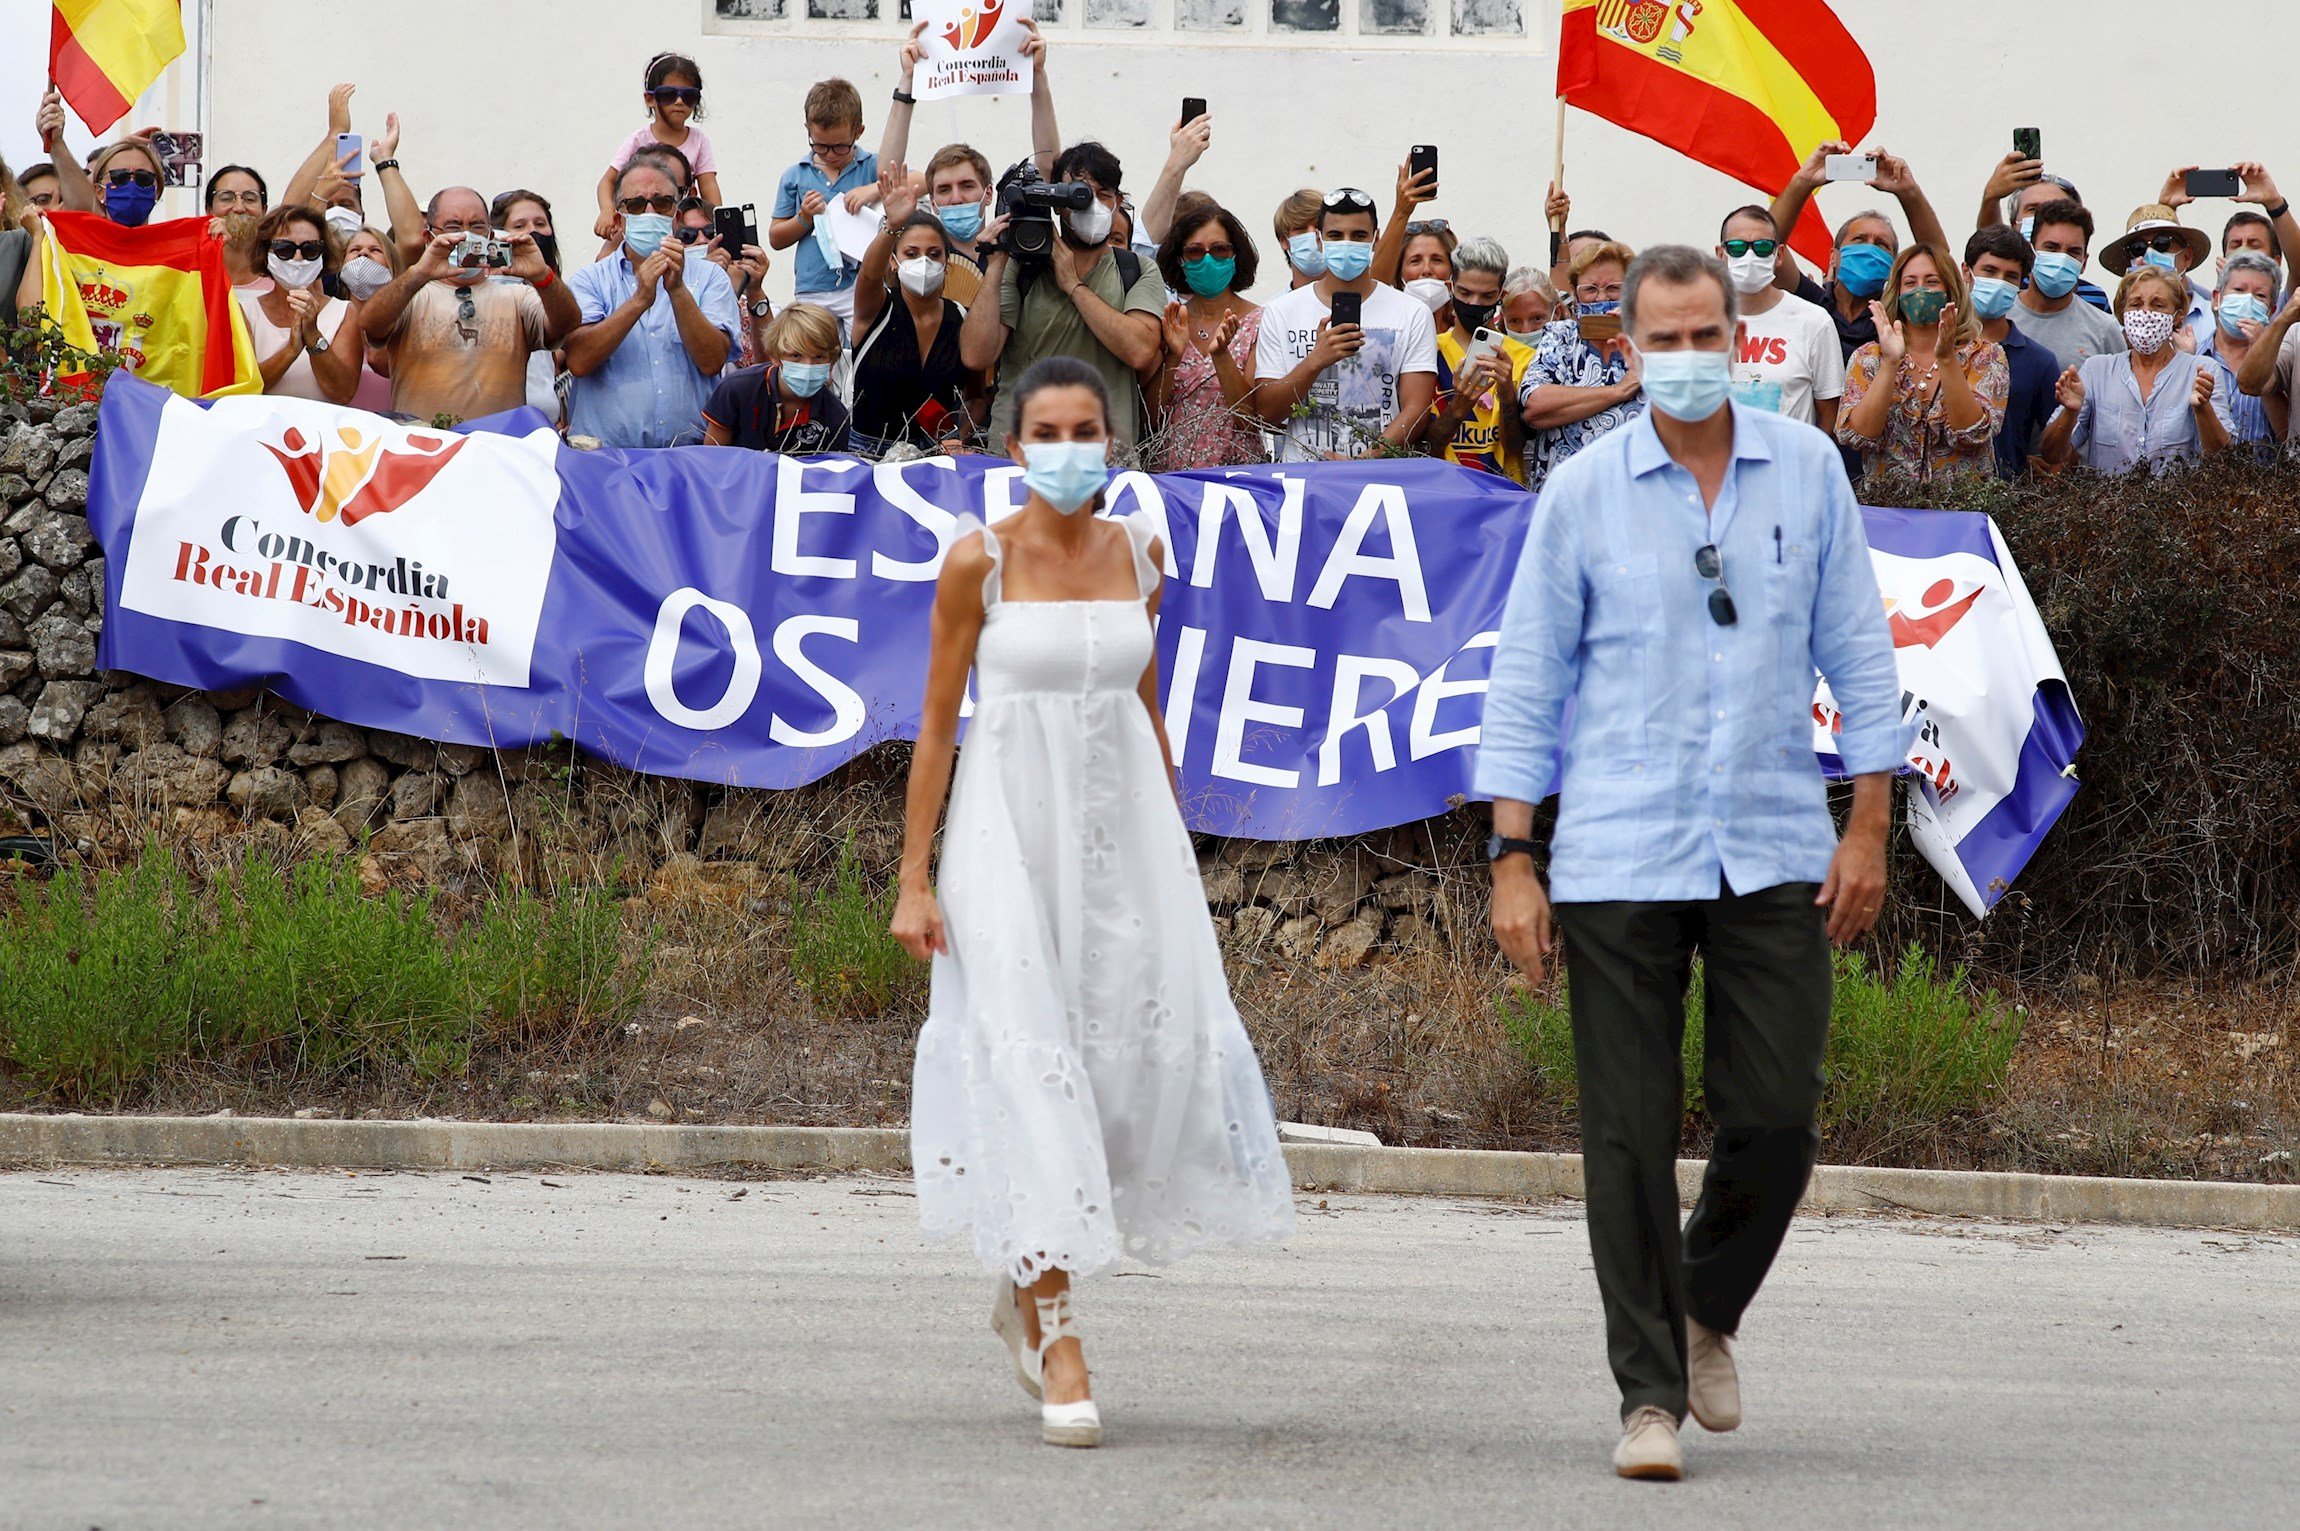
[4,28,2299,488]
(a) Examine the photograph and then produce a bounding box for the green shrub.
[0,842,652,1103]
[1501,945,2021,1148]
[788,838,920,1018]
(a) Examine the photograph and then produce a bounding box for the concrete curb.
[3,1113,2295,1232]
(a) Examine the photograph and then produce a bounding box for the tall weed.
[788,838,920,1019]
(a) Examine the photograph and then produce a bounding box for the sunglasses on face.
[1722,238,1779,258]
[106,168,159,189]
[1322,187,1376,213]
[1405,218,1450,236]
[617,194,681,215]
[268,239,327,261]
[1695,544,1738,627]
[2143,234,2184,254]
[675,225,707,244]
[1183,242,1235,261]
[651,85,702,107]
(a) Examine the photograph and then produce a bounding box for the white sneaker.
[1614,1406,1682,1480]
[989,1278,1043,1400]
[1686,1317,1741,1433]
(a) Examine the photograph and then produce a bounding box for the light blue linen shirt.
[2054,348,2234,476]
[565,249,743,449]
[1474,404,1914,903]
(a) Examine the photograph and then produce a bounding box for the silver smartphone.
[1822,153,1877,181]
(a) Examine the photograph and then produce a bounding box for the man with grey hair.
[1416,234,1533,479]
[1478,244,1910,1482]
[360,185,579,422]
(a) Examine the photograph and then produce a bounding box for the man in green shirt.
[961,142,1165,456]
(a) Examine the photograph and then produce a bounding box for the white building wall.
[24,1,2300,304]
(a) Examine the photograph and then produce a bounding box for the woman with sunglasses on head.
[1146,200,1265,469]
[849,164,982,456]
[596,51,721,240]
[494,188,569,423]
[237,205,364,404]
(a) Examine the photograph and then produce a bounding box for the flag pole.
[1549,98,1567,231]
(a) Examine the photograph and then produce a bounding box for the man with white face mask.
[1714,205,1841,432]
[563,162,742,448]
[961,141,1167,456]
[1479,243,1907,1485]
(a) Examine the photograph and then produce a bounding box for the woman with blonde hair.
[2041,265,2232,474]
[1835,242,2007,483]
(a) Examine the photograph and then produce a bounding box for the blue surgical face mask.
[938,199,985,242]
[624,211,674,258]
[1576,298,1621,316]
[1639,348,1732,422]
[780,360,832,398]
[1019,440,1111,515]
[1321,237,1374,282]
[2141,247,2180,277]
[1968,276,2020,320]
[2031,250,2084,299]
[1835,241,1892,299]
[1287,232,1328,277]
[2218,292,2270,334]
[104,181,160,227]
[2018,214,2037,245]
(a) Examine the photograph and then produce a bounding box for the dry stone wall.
[0,403,1473,966]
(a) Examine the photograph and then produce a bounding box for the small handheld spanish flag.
[37,210,260,400]
[1559,0,1877,267]
[50,0,187,137]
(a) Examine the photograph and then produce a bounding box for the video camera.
[995,159,1096,265]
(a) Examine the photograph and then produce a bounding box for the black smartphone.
[533,232,560,272]
[714,202,759,251]
[1409,143,1438,187]
[2185,168,2242,199]
[1329,290,1362,329]
[2012,127,2040,161]
[1181,96,1207,126]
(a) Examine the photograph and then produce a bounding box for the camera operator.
[959,143,1166,456]
[361,186,578,423]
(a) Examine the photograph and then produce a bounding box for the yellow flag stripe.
[56,0,186,99]
[1565,0,1843,151]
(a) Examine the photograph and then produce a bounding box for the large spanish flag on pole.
[50,0,186,137]
[1559,0,1875,266]
[36,210,260,400]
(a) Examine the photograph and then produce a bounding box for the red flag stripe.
[49,17,135,136]
[1731,0,1877,133]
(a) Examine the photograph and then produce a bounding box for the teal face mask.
[1321,238,1374,282]
[1898,288,1948,326]
[1182,254,1236,297]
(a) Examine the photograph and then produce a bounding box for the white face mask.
[339,255,394,300]
[1725,251,1776,295]
[324,206,365,242]
[268,253,325,291]
[1068,199,1114,246]
[897,256,945,299]
[1404,277,1452,313]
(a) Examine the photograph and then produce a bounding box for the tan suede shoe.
[1614,1406,1683,1480]
[1686,1317,1742,1432]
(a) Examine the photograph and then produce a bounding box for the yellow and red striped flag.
[50,0,186,137]
[37,210,260,400]
[1559,0,1876,267]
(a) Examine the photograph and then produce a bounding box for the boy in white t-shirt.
[1252,187,1438,461]
[1717,205,1845,433]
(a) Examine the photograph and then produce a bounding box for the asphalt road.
[4,1168,2295,1530]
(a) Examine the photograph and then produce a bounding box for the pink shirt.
[608,123,716,177]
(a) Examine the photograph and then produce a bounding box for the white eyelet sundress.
[911,513,1297,1284]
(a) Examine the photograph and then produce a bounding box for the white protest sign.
[912,0,1036,103]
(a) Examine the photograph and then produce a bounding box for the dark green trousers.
[1555,881,1831,1422]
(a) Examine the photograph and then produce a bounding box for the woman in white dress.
[892,356,1296,1449]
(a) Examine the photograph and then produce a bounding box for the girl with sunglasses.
[595,52,721,240]
[237,205,365,404]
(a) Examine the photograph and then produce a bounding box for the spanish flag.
[50,0,186,136]
[1559,0,1876,266]
[37,211,260,400]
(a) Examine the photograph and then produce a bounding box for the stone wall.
[0,405,1470,966]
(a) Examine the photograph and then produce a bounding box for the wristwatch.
[891,88,916,105]
[372,157,400,172]
[749,298,774,320]
[1486,835,1539,865]
[306,332,330,355]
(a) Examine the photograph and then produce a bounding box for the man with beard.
[960,141,1166,456]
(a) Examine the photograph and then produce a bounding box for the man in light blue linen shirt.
[1475,245,1913,1483]
[563,161,742,449]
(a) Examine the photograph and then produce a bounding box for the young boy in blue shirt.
[769,78,878,341]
